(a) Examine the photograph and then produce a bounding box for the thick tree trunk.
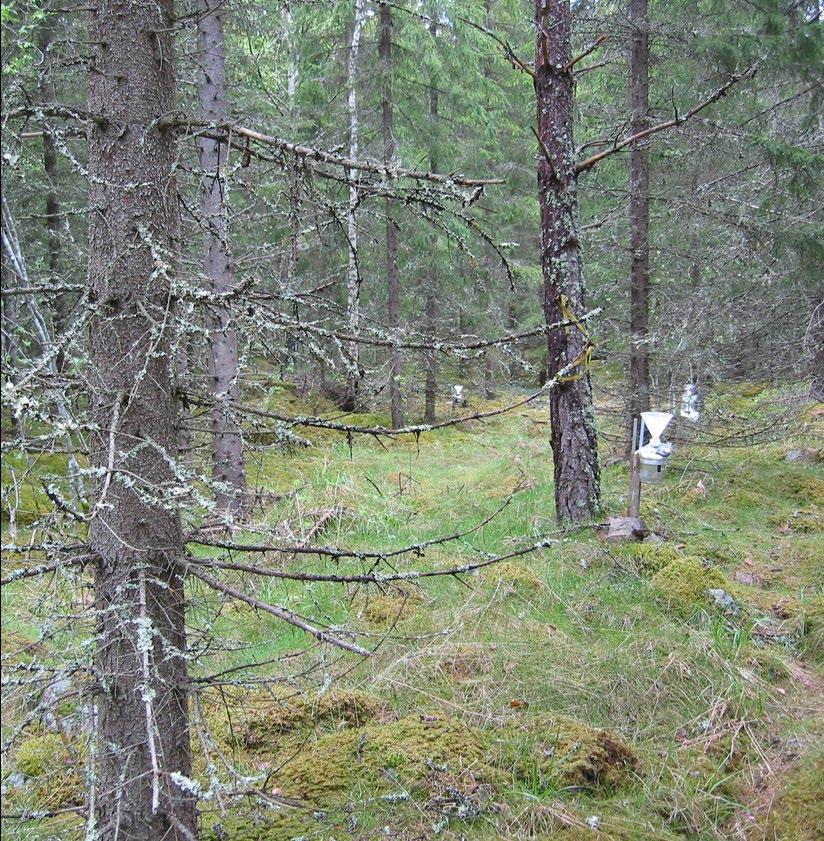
[87,2,195,837]
[197,0,246,515]
[534,0,601,522]
[627,0,651,452]
[345,0,366,410]
[423,12,439,425]
[381,4,404,429]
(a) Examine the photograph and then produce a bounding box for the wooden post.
[627,416,641,517]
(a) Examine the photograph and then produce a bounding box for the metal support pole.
[627,416,641,518]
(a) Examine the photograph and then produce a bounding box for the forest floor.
[1,373,823,840]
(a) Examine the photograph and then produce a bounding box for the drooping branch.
[181,561,371,656]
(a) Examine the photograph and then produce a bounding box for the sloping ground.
[1,377,822,840]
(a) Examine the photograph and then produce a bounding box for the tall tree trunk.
[423,11,439,424]
[507,298,519,380]
[284,3,301,365]
[627,0,651,452]
[810,284,824,402]
[381,4,404,428]
[345,0,366,410]
[197,0,246,516]
[87,2,195,837]
[38,20,66,373]
[534,0,601,522]
[484,351,496,399]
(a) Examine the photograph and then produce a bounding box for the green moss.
[493,714,638,791]
[359,591,420,626]
[16,733,66,778]
[779,473,824,501]
[278,715,487,802]
[12,733,82,809]
[205,687,391,752]
[613,542,684,576]
[202,808,339,841]
[738,382,768,398]
[802,595,824,662]
[481,561,545,593]
[651,558,726,617]
[766,750,824,841]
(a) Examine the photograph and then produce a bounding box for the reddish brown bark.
[535,0,601,521]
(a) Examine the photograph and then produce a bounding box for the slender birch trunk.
[345,0,367,410]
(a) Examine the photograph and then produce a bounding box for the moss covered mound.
[203,808,341,841]
[214,687,393,751]
[613,542,684,576]
[16,732,66,778]
[766,750,824,841]
[432,644,493,681]
[802,595,824,663]
[481,561,545,593]
[651,558,726,617]
[278,715,487,802]
[494,714,638,791]
[359,590,421,626]
[11,732,82,809]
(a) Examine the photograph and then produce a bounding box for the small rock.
[732,568,762,586]
[707,588,741,617]
[784,447,821,464]
[586,815,601,829]
[643,532,665,544]
[605,516,648,543]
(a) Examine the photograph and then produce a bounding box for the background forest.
[1,1,822,840]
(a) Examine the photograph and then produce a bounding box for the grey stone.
[605,516,648,543]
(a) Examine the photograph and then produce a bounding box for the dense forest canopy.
[0,0,822,839]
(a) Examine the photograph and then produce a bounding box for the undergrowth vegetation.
[2,375,822,839]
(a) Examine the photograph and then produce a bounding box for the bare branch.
[576,64,758,174]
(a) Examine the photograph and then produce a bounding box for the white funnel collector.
[640,411,673,446]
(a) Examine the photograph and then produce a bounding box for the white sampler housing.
[636,411,673,484]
